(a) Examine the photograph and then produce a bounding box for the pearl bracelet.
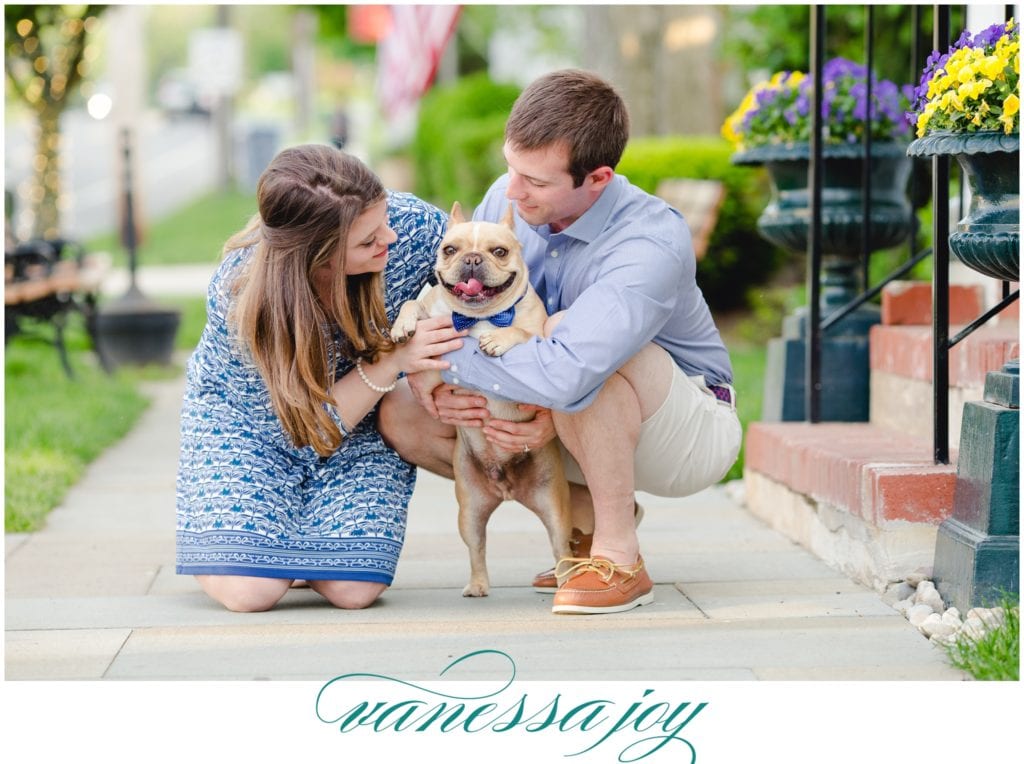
[355,358,397,394]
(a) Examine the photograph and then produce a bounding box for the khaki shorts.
[557,363,743,497]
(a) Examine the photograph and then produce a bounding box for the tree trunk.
[32,104,63,239]
[581,5,724,137]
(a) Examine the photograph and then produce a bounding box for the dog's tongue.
[455,278,484,296]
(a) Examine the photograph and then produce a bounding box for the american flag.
[376,4,462,121]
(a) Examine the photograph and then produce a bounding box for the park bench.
[5,238,110,377]
[655,178,726,261]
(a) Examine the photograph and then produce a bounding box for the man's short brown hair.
[505,69,629,188]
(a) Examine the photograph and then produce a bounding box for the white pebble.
[884,582,916,605]
[961,617,986,640]
[941,608,963,629]
[980,608,1005,629]
[908,603,934,627]
[919,613,956,638]
[913,580,936,602]
[894,597,914,616]
[930,632,957,647]
[920,589,945,614]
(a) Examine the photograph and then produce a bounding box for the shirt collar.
[534,174,625,245]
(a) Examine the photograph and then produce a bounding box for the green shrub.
[412,73,520,208]
[618,136,790,311]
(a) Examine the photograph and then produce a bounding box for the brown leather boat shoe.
[551,555,654,614]
[531,502,644,593]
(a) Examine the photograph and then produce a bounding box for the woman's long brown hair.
[226,145,393,456]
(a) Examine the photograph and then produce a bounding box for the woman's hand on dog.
[390,316,466,377]
[483,405,557,453]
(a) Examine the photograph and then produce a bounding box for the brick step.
[743,421,958,591]
[870,321,1019,448]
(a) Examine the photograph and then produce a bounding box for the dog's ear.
[500,203,515,229]
[448,201,465,225]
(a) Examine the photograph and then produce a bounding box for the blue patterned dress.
[176,192,445,584]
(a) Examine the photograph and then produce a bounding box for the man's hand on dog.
[409,379,556,453]
[482,404,556,454]
[425,383,491,427]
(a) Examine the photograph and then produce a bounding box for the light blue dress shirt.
[439,173,732,412]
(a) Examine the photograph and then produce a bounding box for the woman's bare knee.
[312,580,387,609]
[196,575,291,613]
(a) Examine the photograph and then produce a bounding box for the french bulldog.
[390,202,573,597]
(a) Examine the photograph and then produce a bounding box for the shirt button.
[550,250,559,258]
[451,364,458,372]
[452,377,460,385]
[492,384,500,391]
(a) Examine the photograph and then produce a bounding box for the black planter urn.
[732,141,913,421]
[94,286,181,369]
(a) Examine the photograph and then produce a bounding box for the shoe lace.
[554,556,641,583]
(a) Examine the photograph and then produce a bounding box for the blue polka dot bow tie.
[451,305,516,332]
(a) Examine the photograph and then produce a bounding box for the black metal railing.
[929,3,1020,463]
[805,4,1020,464]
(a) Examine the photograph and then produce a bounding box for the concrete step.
[743,421,957,591]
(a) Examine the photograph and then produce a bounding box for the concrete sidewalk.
[4,369,966,682]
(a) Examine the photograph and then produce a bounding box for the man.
[380,69,741,615]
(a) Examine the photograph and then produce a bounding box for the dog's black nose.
[463,253,482,267]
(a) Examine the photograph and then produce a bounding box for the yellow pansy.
[958,79,992,100]
[1000,93,1020,133]
[956,60,981,84]
[979,55,1005,79]
[1004,92,1020,116]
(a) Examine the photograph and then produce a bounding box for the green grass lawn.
[4,317,151,532]
[4,296,208,533]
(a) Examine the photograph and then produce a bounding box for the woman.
[176,145,462,612]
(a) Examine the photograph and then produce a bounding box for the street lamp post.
[92,128,181,369]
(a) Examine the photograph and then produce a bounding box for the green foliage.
[86,188,256,267]
[617,135,790,311]
[721,5,968,88]
[946,595,1020,681]
[735,284,806,345]
[411,73,521,208]
[310,5,377,64]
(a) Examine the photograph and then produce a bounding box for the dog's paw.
[462,581,490,597]
[389,319,417,344]
[478,327,527,357]
[477,332,508,357]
